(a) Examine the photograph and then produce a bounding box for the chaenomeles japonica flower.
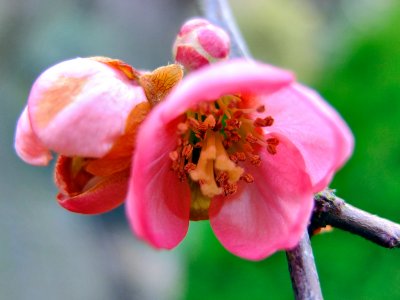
[15,56,183,213]
[15,18,353,261]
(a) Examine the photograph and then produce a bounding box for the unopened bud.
[173,18,230,71]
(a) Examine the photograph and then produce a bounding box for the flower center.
[169,95,279,220]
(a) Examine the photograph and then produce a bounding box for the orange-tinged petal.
[85,101,152,177]
[86,157,131,177]
[32,75,89,129]
[55,155,129,214]
[139,64,183,106]
[27,58,146,158]
[90,56,141,80]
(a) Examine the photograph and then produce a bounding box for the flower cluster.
[15,19,353,260]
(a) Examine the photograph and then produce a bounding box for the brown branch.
[286,232,323,300]
[310,190,400,248]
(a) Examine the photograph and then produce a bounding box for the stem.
[310,190,400,248]
[286,232,323,300]
[197,0,252,58]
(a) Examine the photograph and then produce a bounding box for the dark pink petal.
[126,113,191,249]
[14,106,52,165]
[264,83,354,192]
[54,156,128,214]
[209,135,314,260]
[27,58,146,158]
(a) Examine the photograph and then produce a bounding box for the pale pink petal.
[126,113,191,249]
[158,59,294,122]
[14,106,52,165]
[264,83,354,192]
[28,58,146,158]
[209,135,314,260]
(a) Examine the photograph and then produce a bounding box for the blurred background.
[1,0,399,299]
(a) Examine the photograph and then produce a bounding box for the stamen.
[204,115,216,129]
[170,94,280,206]
[247,153,261,166]
[184,162,196,172]
[222,182,238,196]
[246,133,258,144]
[241,173,254,183]
[256,105,265,113]
[169,151,179,161]
[216,171,229,184]
[226,118,241,129]
[182,144,193,159]
[236,152,247,161]
[177,122,189,134]
[254,116,274,127]
[266,137,280,155]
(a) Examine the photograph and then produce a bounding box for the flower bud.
[173,18,230,71]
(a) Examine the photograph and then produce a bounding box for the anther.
[226,118,241,129]
[266,137,279,155]
[267,137,279,145]
[222,183,238,196]
[236,152,246,161]
[256,105,265,113]
[241,173,254,183]
[169,151,179,161]
[246,133,258,144]
[184,163,196,172]
[229,153,238,163]
[216,171,229,184]
[188,117,199,129]
[204,115,216,129]
[247,153,261,166]
[254,116,274,127]
[177,122,189,134]
[182,144,193,158]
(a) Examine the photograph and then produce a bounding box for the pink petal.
[27,58,146,158]
[264,83,354,192]
[209,135,314,260]
[14,106,52,165]
[158,59,294,122]
[126,114,191,249]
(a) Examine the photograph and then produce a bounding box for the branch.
[197,0,252,58]
[310,190,400,248]
[286,232,323,300]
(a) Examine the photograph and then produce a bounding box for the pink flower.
[15,57,151,213]
[173,18,230,71]
[126,59,354,260]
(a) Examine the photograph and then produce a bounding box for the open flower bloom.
[127,59,354,260]
[15,57,152,213]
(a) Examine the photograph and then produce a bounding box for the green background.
[1,0,399,299]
